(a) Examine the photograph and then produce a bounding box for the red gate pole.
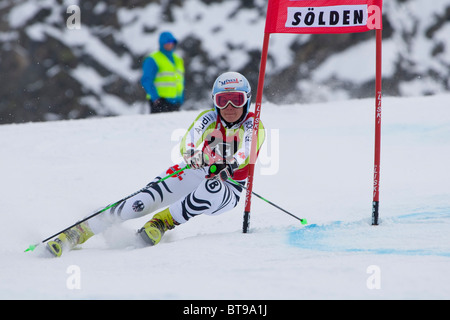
[372,28,382,225]
[243,32,271,233]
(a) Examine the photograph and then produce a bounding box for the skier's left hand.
[183,149,208,169]
[206,160,238,181]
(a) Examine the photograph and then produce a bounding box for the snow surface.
[1,95,450,300]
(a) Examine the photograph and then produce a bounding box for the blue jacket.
[141,32,184,104]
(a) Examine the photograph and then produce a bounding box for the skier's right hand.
[183,149,208,169]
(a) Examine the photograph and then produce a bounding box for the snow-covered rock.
[1,0,449,124]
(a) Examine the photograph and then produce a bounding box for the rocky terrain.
[1,0,449,124]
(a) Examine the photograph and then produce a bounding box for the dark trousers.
[149,98,181,113]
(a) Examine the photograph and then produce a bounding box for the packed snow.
[1,94,449,300]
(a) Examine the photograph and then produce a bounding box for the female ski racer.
[47,71,265,257]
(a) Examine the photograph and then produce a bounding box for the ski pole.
[228,177,307,225]
[25,164,190,252]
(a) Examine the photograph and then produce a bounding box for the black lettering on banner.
[354,10,364,24]
[304,8,315,26]
[329,11,339,25]
[286,5,369,28]
[343,10,350,25]
[292,12,301,26]
[318,11,326,25]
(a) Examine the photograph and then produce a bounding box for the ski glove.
[206,160,239,181]
[183,149,208,169]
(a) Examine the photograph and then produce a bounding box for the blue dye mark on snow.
[288,210,450,257]
[343,248,450,257]
[394,210,450,222]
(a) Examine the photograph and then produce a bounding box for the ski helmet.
[211,72,251,115]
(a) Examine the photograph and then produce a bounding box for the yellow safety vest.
[146,51,185,100]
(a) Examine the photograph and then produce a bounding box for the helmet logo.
[219,78,240,86]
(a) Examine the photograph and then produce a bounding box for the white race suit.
[88,108,265,234]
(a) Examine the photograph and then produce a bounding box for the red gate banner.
[265,0,383,34]
[243,0,384,232]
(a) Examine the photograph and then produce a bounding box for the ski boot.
[137,208,178,246]
[46,222,94,257]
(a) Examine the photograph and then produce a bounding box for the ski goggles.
[213,91,250,109]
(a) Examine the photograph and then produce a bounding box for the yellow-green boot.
[137,208,177,246]
[46,222,94,257]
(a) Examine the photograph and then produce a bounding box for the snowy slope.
[1,95,450,299]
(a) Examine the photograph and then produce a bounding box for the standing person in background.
[141,31,185,113]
